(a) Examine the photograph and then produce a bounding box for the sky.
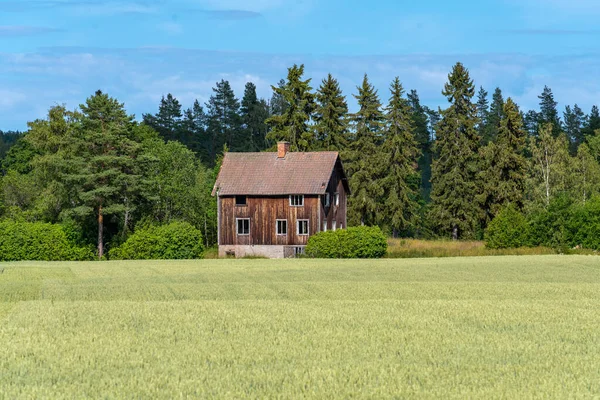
[1,0,600,130]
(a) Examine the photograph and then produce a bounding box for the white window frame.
[334,192,339,206]
[276,219,288,236]
[297,219,309,236]
[289,195,304,207]
[236,218,250,236]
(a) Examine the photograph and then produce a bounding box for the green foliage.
[484,204,530,249]
[567,197,600,250]
[109,221,204,260]
[313,73,348,151]
[305,226,387,258]
[0,220,93,261]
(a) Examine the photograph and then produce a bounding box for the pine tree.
[523,110,539,136]
[266,64,316,151]
[347,74,385,226]
[485,88,505,143]
[430,62,480,240]
[269,79,288,116]
[538,86,562,137]
[182,100,207,160]
[583,105,600,140]
[407,89,432,200]
[313,74,348,151]
[205,80,243,163]
[563,104,585,154]
[241,82,270,152]
[476,86,489,140]
[478,98,527,226]
[142,93,183,142]
[381,78,421,236]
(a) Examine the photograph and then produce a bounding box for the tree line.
[1,62,600,258]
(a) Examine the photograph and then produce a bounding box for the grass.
[386,238,598,258]
[1,256,600,398]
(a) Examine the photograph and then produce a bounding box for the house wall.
[320,161,348,232]
[219,195,320,246]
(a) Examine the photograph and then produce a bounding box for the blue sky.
[1,0,600,130]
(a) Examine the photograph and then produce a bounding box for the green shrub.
[0,221,94,261]
[485,204,530,249]
[566,197,600,250]
[306,226,387,258]
[110,221,204,260]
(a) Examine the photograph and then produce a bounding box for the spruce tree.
[407,89,432,200]
[142,93,183,142]
[313,73,348,151]
[537,86,562,137]
[583,105,600,140]
[478,98,527,226]
[241,82,270,152]
[347,74,385,226]
[485,87,505,143]
[269,79,288,116]
[205,80,243,163]
[430,62,480,240]
[563,104,585,154]
[476,86,489,140]
[381,78,421,236]
[182,100,207,160]
[266,64,316,151]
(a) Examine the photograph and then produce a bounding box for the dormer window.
[236,195,247,206]
[289,195,304,207]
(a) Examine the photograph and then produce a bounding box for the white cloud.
[0,90,26,108]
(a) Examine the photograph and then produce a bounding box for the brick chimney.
[277,141,290,158]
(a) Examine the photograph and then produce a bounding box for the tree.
[347,74,385,226]
[205,80,243,163]
[478,98,528,226]
[269,79,288,116]
[313,73,348,151]
[142,94,183,142]
[583,105,600,140]
[572,143,600,203]
[485,87,505,144]
[476,86,489,140]
[563,104,585,154]
[381,78,421,236]
[537,86,562,137]
[529,123,570,206]
[407,89,433,200]
[240,82,270,152]
[430,62,480,240]
[266,64,316,151]
[181,100,207,160]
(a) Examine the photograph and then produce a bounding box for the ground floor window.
[294,246,305,256]
[276,219,287,235]
[297,220,309,235]
[237,218,250,235]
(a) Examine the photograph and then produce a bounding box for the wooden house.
[212,142,350,258]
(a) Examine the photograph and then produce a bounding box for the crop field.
[1,256,600,398]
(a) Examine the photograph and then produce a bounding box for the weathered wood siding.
[320,159,348,232]
[219,195,320,246]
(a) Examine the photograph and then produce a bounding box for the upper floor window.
[276,220,288,235]
[297,220,309,235]
[324,193,330,207]
[334,192,339,206]
[289,195,304,207]
[237,218,250,235]
[236,195,247,206]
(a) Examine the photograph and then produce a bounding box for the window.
[324,193,330,207]
[276,220,288,235]
[334,193,340,206]
[294,247,305,256]
[236,218,250,235]
[332,221,337,231]
[289,195,304,207]
[297,220,309,235]
[235,195,247,206]
[322,221,327,232]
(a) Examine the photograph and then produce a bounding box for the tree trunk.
[452,225,458,241]
[98,205,104,260]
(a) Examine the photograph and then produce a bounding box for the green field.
[2,256,600,398]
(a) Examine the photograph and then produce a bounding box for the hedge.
[110,221,204,260]
[0,221,94,261]
[306,226,387,258]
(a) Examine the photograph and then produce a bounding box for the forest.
[1,61,600,259]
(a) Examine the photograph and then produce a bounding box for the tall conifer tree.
[142,94,182,142]
[205,80,243,163]
[476,86,489,140]
[407,89,432,199]
[313,74,348,151]
[381,78,421,236]
[241,82,270,152]
[430,63,480,240]
[485,88,505,143]
[537,86,562,137]
[563,104,585,154]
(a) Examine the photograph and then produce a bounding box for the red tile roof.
[212,151,342,196]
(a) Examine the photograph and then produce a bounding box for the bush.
[0,221,94,261]
[566,197,600,250]
[110,221,204,260]
[306,226,387,258]
[485,204,530,249]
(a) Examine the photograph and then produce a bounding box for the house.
[212,142,350,258]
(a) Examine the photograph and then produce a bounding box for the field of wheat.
[1,256,600,398]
